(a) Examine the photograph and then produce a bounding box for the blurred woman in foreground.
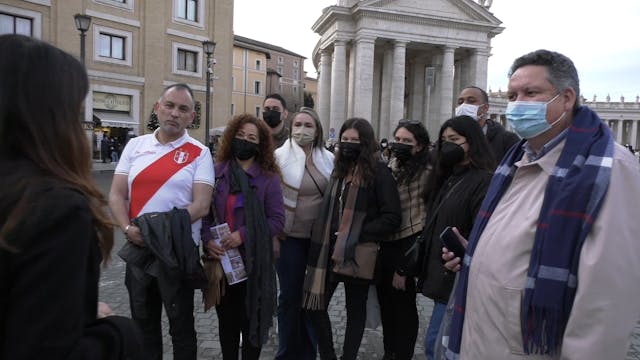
[0,34,141,359]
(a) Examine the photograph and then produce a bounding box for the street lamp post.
[202,40,216,153]
[74,14,92,64]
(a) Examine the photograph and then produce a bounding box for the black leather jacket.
[119,208,206,316]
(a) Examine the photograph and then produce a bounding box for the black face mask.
[339,142,361,162]
[390,142,413,162]
[262,110,282,128]
[439,141,466,167]
[231,138,258,161]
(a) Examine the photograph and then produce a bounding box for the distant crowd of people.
[100,135,125,163]
[2,33,640,360]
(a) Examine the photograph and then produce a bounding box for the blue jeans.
[424,301,447,360]
[275,237,317,360]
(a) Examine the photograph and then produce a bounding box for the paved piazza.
[94,169,640,359]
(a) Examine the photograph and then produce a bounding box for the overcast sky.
[233,0,640,101]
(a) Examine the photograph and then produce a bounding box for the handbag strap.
[305,162,325,197]
[420,176,465,240]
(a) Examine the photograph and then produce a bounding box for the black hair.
[264,93,287,111]
[461,86,489,104]
[333,118,378,186]
[161,83,195,105]
[392,122,431,185]
[425,115,496,199]
[0,34,113,259]
[509,49,580,113]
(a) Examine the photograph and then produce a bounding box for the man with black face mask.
[263,93,289,148]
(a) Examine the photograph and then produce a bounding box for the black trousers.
[307,274,369,360]
[125,266,196,360]
[376,244,419,360]
[216,281,261,360]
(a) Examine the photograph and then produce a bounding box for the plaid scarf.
[302,174,367,310]
[445,106,614,357]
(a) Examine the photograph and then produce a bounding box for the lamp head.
[202,40,216,56]
[74,13,92,32]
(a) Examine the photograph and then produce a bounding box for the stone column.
[330,40,348,134]
[471,48,490,90]
[318,49,332,135]
[371,51,383,136]
[454,60,462,99]
[439,45,456,125]
[387,40,407,139]
[410,60,426,122]
[352,36,376,121]
[616,119,623,144]
[379,45,393,136]
[347,43,356,118]
[632,120,639,149]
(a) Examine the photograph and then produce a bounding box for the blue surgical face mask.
[506,93,565,139]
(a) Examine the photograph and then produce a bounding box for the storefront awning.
[93,111,138,129]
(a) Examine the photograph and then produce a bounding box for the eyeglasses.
[398,119,422,126]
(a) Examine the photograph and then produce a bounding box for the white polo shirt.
[115,130,214,244]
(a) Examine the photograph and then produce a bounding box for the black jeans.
[125,266,196,360]
[275,237,317,360]
[376,245,418,360]
[216,281,261,360]
[307,274,369,360]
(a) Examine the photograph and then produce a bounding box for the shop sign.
[93,92,131,112]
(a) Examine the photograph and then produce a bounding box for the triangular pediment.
[359,0,501,25]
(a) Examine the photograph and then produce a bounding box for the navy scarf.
[445,106,614,357]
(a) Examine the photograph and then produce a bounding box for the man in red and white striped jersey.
[109,83,214,360]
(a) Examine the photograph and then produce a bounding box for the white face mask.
[292,126,316,146]
[455,103,483,121]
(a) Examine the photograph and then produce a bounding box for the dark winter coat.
[418,166,492,304]
[0,158,142,360]
[485,119,520,163]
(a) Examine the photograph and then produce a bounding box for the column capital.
[473,47,491,57]
[355,35,376,44]
[442,45,457,53]
[394,40,408,48]
[333,39,348,47]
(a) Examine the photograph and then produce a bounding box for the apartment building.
[231,35,270,118]
[1,0,233,158]
[232,35,305,115]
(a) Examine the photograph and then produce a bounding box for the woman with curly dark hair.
[0,34,142,359]
[303,118,401,360]
[202,113,284,360]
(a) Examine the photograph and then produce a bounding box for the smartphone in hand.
[439,226,466,258]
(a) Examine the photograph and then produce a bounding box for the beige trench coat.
[458,141,640,359]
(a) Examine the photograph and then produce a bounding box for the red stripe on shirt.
[129,142,201,219]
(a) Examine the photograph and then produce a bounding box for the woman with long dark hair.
[418,115,495,359]
[274,108,334,360]
[303,118,401,360]
[378,119,432,360]
[0,34,141,359]
[202,113,284,360]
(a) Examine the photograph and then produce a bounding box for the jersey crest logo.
[173,149,190,164]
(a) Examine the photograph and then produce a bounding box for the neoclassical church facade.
[311,0,502,140]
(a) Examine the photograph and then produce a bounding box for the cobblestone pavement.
[94,170,640,359]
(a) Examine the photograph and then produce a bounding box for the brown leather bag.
[332,242,379,280]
